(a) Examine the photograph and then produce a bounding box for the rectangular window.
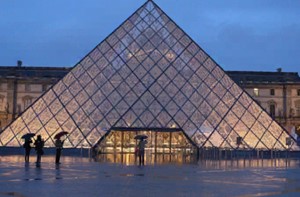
[42,84,48,92]
[270,89,275,96]
[25,84,31,92]
[253,88,259,97]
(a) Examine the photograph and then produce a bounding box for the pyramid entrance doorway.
[95,127,198,164]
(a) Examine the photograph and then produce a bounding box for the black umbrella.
[21,133,35,140]
[134,135,148,140]
[54,131,69,139]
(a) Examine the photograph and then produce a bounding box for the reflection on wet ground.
[0,155,300,197]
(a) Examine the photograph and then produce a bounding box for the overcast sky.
[1,0,300,74]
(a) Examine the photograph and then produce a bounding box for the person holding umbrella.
[135,135,148,166]
[34,135,44,167]
[21,133,35,162]
[54,131,68,164]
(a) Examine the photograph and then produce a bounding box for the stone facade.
[0,65,69,131]
[0,65,299,136]
[227,70,300,135]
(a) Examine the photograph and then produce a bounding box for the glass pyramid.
[0,0,296,150]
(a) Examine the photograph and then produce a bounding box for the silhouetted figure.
[23,139,32,162]
[138,139,147,166]
[34,135,44,166]
[55,139,64,164]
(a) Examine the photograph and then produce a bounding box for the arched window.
[23,95,33,110]
[0,95,5,111]
[295,100,300,117]
[268,100,276,118]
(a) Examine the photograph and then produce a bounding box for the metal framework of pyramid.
[0,0,296,150]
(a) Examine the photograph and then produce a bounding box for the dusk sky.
[1,0,300,74]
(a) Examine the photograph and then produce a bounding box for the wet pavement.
[0,155,300,197]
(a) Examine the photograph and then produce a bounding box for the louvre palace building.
[0,1,299,155]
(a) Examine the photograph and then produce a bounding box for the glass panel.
[203,58,216,72]
[225,111,239,128]
[229,83,243,99]
[243,130,259,149]
[139,110,155,126]
[174,110,188,127]
[81,56,94,70]
[182,101,196,118]
[69,80,82,96]
[22,107,36,125]
[199,100,212,118]
[194,49,208,64]
[233,120,249,140]
[63,73,76,87]
[157,111,172,126]
[260,131,277,149]
[222,91,235,108]
[241,110,256,128]
[182,120,197,136]
[71,64,85,79]
[207,110,222,128]
[90,109,104,126]
[248,102,262,118]
[206,92,220,109]
[250,121,266,139]
[201,120,214,138]
[78,72,92,88]
[232,101,246,118]
[191,131,206,147]
[55,108,69,125]
[44,118,60,135]
[66,99,80,115]
[197,82,210,98]
[211,66,224,80]
[43,89,56,105]
[59,89,73,105]
[39,107,53,125]
[239,93,252,109]
[53,81,66,95]
[1,127,14,145]
[89,48,102,62]
[189,91,203,108]
[73,108,87,126]
[220,74,233,90]
[213,83,227,99]
[99,100,113,116]
[79,118,96,136]
[258,111,272,129]
[190,110,205,127]
[49,98,63,115]
[75,90,89,106]
[214,101,229,117]
[268,122,284,139]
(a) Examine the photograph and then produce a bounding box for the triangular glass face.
[0,0,296,150]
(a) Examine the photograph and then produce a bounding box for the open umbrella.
[21,133,35,140]
[134,134,148,140]
[54,131,69,139]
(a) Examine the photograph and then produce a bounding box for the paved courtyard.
[0,155,300,197]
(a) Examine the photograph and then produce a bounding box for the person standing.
[34,135,44,166]
[138,139,147,166]
[55,138,64,164]
[23,139,32,162]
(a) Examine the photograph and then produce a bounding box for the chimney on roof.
[277,68,282,72]
[17,60,22,67]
